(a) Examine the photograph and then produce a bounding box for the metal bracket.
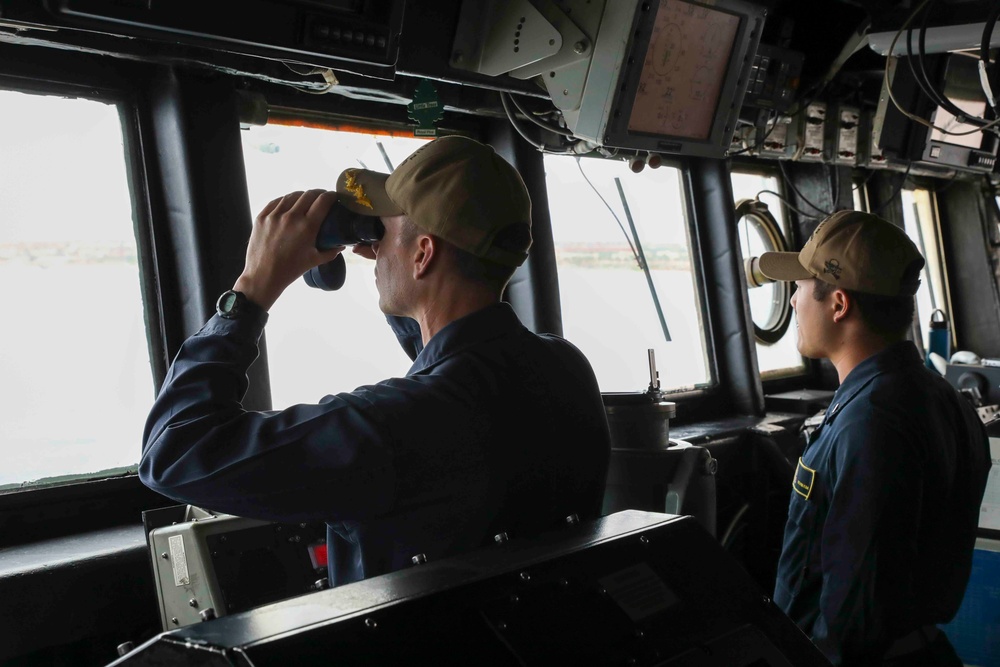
[450,0,562,77]
[509,0,606,113]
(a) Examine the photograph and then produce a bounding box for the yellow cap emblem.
[343,169,373,209]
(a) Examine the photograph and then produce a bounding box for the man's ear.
[831,288,852,323]
[412,234,436,279]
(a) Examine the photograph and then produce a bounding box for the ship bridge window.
[0,89,152,491]
[542,154,712,393]
[901,186,951,353]
[730,169,805,379]
[241,123,428,408]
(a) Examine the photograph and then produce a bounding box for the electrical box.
[146,506,327,631]
[759,115,798,159]
[795,102,827,162]
[833,105,860,166]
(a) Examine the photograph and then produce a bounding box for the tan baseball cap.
[757,210,925,296]
[334,135,532,267]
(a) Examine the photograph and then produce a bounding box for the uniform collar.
[825,340,922,421]
[407,302,524,375]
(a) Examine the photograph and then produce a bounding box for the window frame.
[541,150,718,399]
[0,58,166,541]
[728,161,808,385]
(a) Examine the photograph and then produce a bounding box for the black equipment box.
[112,510,831,667]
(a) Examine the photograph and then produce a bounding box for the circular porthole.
[735,198,792,345]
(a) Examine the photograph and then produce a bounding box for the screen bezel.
[601,0,765,159]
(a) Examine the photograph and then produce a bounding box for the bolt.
[565,514,580,525]
[365,617,378,629]
[704,457,718,475]
[412,553,428,565]
[573,40,588,54]
[160,552,169,560]
[494,532,509,544]
[188,599,198,608]
[639,535,649,545]
[171,617,179,625]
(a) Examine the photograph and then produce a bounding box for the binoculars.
[743,256,774,288]
[303,202,385,291]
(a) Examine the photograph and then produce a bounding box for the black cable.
[904,6,952,118]
[777,161,834,216]
[729,109,780,156]
[853,167,879,192]
[755,189,823,220]
[574,157,640,264]
[917,0,988,128]
[980,1,1000,115]
[913,0,952,113]
[868,162,913,214]
[507,93,575,137]
[499,92,578,155]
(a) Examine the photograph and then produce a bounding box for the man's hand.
[234,189,345,311]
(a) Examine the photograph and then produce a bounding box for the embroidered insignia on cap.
[794,457,816,500]
[823,258,842,280]
[343,169,373,209]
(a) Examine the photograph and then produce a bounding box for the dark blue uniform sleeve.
[812,404,921,663]
[139,314,397,523]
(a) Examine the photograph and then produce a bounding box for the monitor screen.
[628,0,741,142]
[595,0,766,159]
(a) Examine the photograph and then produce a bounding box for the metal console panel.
[115,510,831,667]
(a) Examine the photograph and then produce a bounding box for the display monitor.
[567,0,766,159]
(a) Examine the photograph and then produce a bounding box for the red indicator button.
[308,543,328,569]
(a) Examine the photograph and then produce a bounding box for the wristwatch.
[216,290,253,319]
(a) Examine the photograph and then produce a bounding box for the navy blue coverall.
[774,341,990,665]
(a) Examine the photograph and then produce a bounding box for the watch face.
[220,292,238,313]
[218,290,242,318]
